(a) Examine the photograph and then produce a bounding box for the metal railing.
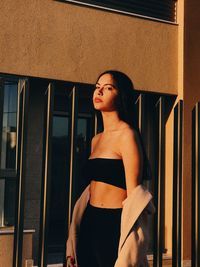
[192,101,200,267]
[9,79,183,266]
[172,100,183,267]
[135,95,183,266]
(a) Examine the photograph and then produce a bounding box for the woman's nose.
[97,87,103,95]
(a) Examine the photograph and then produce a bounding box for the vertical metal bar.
[68,86,78,229]
[153,96,165,267]
[15,80,21,172]
[172,100,183,267]
[192,102,200,267]
[94,113,98,135]
[137,94,145,134]
[0,79,4,163]
[38,83,54,267]
[195,102,200,267]
[13,79,29,267]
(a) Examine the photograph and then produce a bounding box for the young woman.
[66,70,155,267]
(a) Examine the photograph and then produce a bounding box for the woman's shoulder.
[92,132,102,142]
[118,125,142,155]
[119,124,138,141]
[91,132,102,148]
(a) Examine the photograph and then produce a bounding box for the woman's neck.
[101,111,123,133]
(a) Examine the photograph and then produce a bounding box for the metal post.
[0,79,4,163]
[153,96,165,267]
[13,79,29,267]
[192,102,200,267]
[135,93,145,134]
[172,100,183,267]
[38,83,54,267]
[94,112,98,135]
[67,86,78,228]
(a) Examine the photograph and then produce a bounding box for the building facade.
[0,0,200,266]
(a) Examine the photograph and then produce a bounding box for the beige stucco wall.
[0,0,178,94]
[160,0,184,257]
[0,229,33,267]
[183,0,200,263]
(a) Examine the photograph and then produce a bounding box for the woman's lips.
[94,97,103,103]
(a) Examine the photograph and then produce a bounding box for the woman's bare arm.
[119,128,143,196]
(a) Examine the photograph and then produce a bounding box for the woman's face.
[93,74,119,111]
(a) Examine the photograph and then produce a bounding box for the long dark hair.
[94,70,152,181]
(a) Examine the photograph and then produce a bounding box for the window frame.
[56,0,178,24]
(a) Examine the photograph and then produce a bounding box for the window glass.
[3,178,16,226]
[0,79,18,169]
[47,83,94,264]
[0,77,18,228]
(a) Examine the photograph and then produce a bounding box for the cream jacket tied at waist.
[66,184,155,267]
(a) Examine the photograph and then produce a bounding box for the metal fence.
[11,79,184,266]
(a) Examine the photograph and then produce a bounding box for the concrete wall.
[0,0,178,94]
[0,229,33,267]
[183,0,200,263]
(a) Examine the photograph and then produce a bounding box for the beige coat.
[66,184,155,267]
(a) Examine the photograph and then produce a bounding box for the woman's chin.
[93,104,103,110]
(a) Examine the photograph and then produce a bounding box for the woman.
[66,70,155,267]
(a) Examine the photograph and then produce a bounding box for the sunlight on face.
[93,74,119,112]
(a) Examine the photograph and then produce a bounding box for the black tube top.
[82,158,126,190]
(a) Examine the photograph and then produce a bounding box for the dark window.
[0,77,18,227]
[58,0,177,22]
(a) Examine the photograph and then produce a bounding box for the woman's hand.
[67,256,76,267]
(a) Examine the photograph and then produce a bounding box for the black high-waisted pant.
[77,202,122,267]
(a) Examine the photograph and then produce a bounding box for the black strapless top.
[82,158,126,190]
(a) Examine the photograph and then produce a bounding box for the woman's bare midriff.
[89,180,127,208]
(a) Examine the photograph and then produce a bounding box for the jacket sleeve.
[65,197,81,259]
[66,185,90,260]
[114,208,151,267]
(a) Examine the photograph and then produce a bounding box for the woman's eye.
[106,87,112,91]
